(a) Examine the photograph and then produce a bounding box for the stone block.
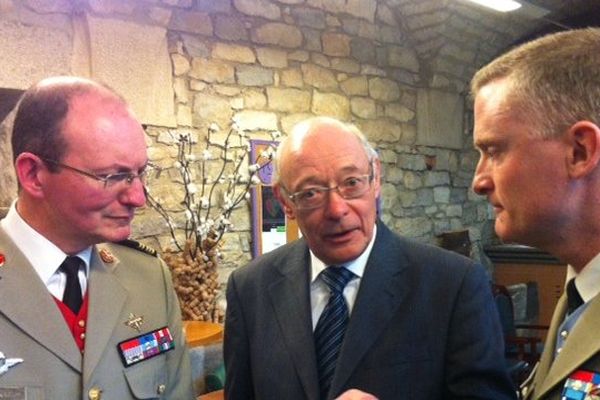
[369,77,400,102]
[288,50,309,62]
[234,0,281,20]
[193,93,233,129]
[233,110,278,131]
[171,53,190,76]
[267,87,311,113]
[242,90,267,109]
[196,0,232,13]
[445,204,463,218]
[214,15,248,41]
[356,119,402,142]
[397,153,426,171]
[340,76,368,96]
[350,37,376,63]
[215,85,242,96]
[434,187,451,204]
[149,7,173,26]
[169,10,213,36]
[173,77,189,103]
[281,68,303,88]
[302,27,321,51]
[321,32,351,57]
[236,65,274,87]
[181,34,211,57]
[311,53,330,68]
[388,46,419,72]
[256,47,288,68]
[377,3,397,26]
[396,217,432,237]
[190,58,235,84]
[312,91,349,119]
[424,171,450,187]
[301,64,337,90]
[252,22,303,48]
[416,88,463,149]
[291,7,326,29]
[361,64,386,77]
[350,97,376,119]
[0,20,71,90]
[212,43,256,64]
[177,104,193,126]
[345,0,376,22]
[87,16,176,127]
[385,103,415,122]
[89,0,136,14]
[330,58,360,74]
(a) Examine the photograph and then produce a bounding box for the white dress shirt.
[310,225,377,330]
[565,252,600,304]
[0,201,91,300]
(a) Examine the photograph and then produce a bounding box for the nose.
[120,178,147,207]
[471,160,493,196]
[323,188,350,219]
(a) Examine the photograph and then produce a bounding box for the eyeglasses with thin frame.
[286,169,374,210]
[40,157,148,189]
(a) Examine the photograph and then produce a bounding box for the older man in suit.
[224,116,515,400]
[0,77,193,399]
[471,28,600,399]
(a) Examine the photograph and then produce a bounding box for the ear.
[567,121,600,179]
[371,158,382,198]
[273,184,296,220]
[14,152,47,199]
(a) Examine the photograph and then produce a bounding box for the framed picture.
[250,139,299,257]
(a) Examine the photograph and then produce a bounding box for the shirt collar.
[310,224,377,283]
[1,201,91,285]
[566,251,600,303]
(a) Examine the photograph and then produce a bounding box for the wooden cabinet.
[486,245,566,327]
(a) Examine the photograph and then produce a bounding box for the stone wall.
[0,0,494,283]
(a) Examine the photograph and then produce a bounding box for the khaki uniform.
[0,227,194,399]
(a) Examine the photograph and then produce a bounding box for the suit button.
[157,384,166,394]
[560,330,568,339]
[88,387,102,400]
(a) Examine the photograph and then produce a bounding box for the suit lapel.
[268,241,320,400]
[536,293,600,397]
[82,245,127,383]
[0,228,82,371]
[330,223,408,396]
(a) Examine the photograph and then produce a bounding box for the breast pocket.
[123,360,168,399]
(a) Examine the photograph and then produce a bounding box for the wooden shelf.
[183,321,224,348]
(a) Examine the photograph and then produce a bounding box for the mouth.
[323,228,358,242]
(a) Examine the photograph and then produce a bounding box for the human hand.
[335,389,379,400]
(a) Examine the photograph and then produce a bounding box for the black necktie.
[59,256,83,314]
[314,266,355,400]
[566,278,583,315]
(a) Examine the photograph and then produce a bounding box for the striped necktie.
[314,266,355,400]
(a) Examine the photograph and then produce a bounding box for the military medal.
[124,313,145,332]
[117,327,175,367]
[562,370,600,399]
[0,252,5,267]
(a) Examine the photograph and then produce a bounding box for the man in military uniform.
[0,77,194,399]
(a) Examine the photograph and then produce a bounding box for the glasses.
[287,172,374,210]
[40,157,147,189]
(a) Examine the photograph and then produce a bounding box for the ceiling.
[381,0,600,91]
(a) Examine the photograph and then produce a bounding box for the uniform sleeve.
[223,272,255,400]
[160,258,195,399]
[444,263,517,399]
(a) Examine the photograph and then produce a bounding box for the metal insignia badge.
[0,351,24,377]
[99,248,115,263]
[117,326,175,367]
[124,313,145,332]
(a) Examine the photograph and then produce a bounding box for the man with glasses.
[0,76,193,399]
[224,116,514,399]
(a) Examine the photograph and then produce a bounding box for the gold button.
[80,332,86,340]
[157,384,166,394]
[557,347,562,353]
[88,387,102,400]
[79,320,86,328]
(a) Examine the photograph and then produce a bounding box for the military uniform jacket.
[525,292,600,399]
[0,227,194,399]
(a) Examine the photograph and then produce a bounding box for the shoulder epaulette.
[116,239,158,257]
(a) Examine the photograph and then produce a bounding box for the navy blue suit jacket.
[224,221,515,399]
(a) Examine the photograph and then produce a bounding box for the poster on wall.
[250,139,299,257]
